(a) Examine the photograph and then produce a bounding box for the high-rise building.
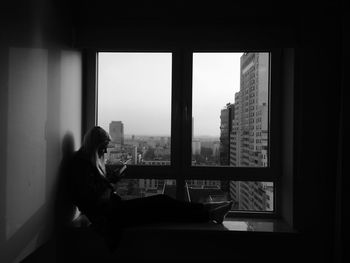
[212,141,220,158]
[230,52,269,167]
[233,181,272,211]
[230,92,241,167]
[191,117,202,156]
[219,103,234,192]
[192,140,201,155]
[219,103,234,165]
[109,121,124,145]
[229,52,272,211]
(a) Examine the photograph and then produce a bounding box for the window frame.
[83,47,283,219]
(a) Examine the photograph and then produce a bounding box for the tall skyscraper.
[229,52,272,211]
[109,121,124,145]
[220,103,234,165]
[230,52,269,167]
[192,140,201,155]
[212,141,220,158]
[219,103,234,193]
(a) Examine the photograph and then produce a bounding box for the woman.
[67,126,232,237]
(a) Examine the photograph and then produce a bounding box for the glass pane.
[185,180,274,212]
[192,52,269,167]
[98,52,172,165]
[115,179,176,200]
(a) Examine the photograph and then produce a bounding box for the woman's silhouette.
[65,126,232,246]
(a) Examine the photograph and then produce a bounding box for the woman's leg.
[110,194,210,227]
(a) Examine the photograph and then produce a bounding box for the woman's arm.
[105,164,127,183]
[72,162,114,208]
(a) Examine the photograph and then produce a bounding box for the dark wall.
[71,1,298,49]
[293,11,343,263]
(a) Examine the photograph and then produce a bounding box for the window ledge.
[123,217,296,234]
[69,213,295,234]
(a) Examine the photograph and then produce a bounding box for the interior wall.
[0,1,81,262]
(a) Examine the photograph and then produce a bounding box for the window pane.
[116,179,176,200]
[192,52,269,167]
[185,180,274,212]
[98,52,172,165]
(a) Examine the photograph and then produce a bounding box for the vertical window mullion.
[183,50,193,170]
[173,49,193,201]
[270,49,283,217]
[177,49,193,200]
[83,49,98,136]
[172,50,185,200]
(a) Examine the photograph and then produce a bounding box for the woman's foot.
[208,201,233,224]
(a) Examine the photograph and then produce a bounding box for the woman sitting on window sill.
[64,126,232,248]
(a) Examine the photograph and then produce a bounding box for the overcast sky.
[98,52,242,137]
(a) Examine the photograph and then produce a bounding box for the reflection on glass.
[97,52,172,166]
[185,180,274,212]
[192,52,269,167]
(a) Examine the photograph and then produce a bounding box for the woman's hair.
[81,126,111,176]
[81,126,111,156]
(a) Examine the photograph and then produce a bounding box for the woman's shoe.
[209,201,233,224]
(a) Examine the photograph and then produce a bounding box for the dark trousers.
[109,194,210,227]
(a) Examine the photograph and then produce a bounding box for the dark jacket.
[67,149,121,224]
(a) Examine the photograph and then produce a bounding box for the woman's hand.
[106,164,127,183]
[114,164,127,177]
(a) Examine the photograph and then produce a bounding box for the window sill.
[69,212,295,234]
[123,217,296,234]
[61,216,297,261]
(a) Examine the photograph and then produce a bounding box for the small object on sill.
[224,217,295,233]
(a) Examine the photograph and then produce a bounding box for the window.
[92,50,280,215]
[97,53,172,166]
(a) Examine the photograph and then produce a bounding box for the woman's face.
[97,141,109,158]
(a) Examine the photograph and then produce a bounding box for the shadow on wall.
[54,132,78,230]
[0,129,80,263]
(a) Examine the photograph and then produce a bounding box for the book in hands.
[117,164,127,177]
[122,159,132,165]
[114,159,131,177]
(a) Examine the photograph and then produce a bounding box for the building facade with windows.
[230,52,269,168]
[220,103,234,165]
[229,53,272,211]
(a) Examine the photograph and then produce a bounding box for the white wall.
[6,48,48,241]
[0,48,82,263]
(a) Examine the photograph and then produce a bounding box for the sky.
[97,52,242,137]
